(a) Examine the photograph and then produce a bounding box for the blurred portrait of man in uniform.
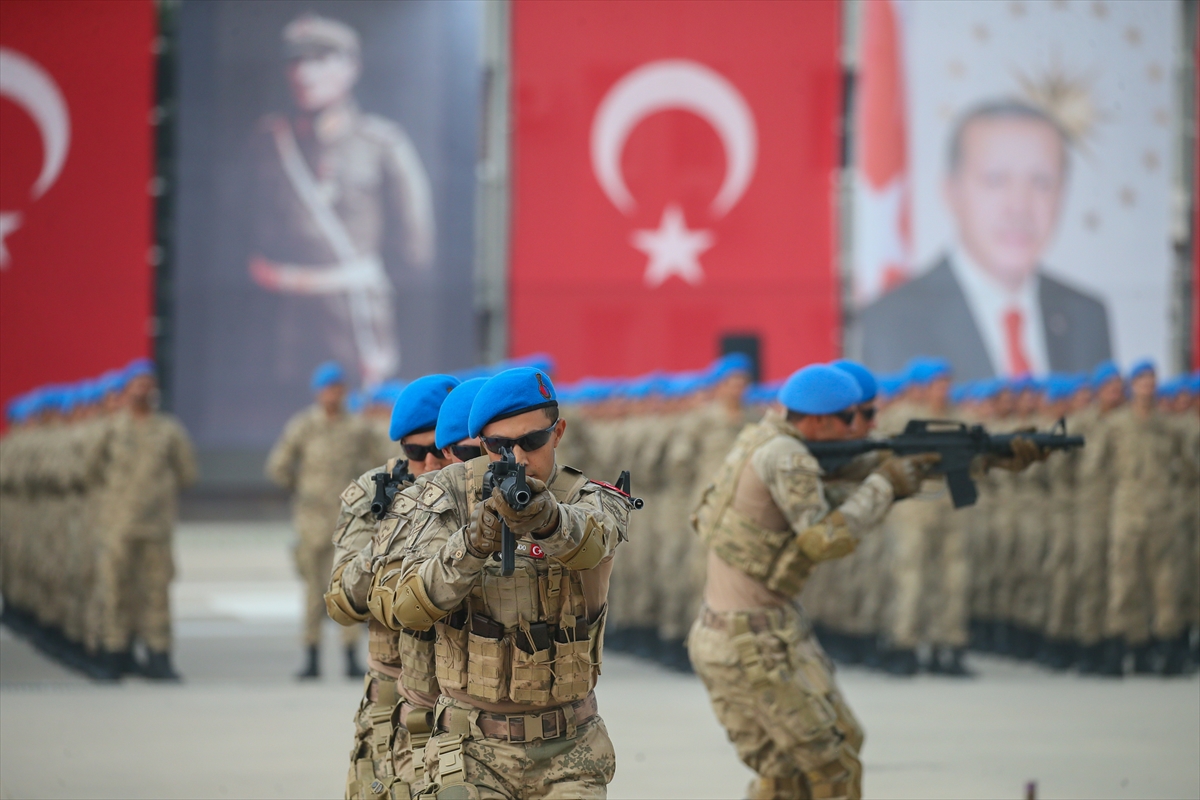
[247,12,435,385]
[856,99,1112,381]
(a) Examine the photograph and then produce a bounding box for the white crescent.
[591,59,757,217]
[0,47,71,199]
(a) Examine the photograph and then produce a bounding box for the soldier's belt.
[436,692,598,743]
[701,604,796,635]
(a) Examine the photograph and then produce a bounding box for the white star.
[0,211,22,269]
[630,204,714,287]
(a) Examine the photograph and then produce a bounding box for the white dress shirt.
[948,245,1049,376]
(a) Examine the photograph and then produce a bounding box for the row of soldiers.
[556,357,1200,678]
[0,360,197,680]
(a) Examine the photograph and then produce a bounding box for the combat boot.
[88,649,124,682]
[659,638,693,673]
[991,621,1012,656]
[882,648,918,676]
[345,644,362,678]
[1075,642,1104,674]
[938,647,974,677]
[142,651,182,682]
[840,635,867,665]
[296,644,320,680]
[1044,640,1077,672]
[604,627,630,652]
[1098,638,1125,677]
[630,627,659,660]
[969,620,994,652]
[1158,633,1188,676]
[861,636,882,669]
[1131,641,1155,674]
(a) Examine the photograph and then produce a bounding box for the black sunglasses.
[832,410,856,426]
[402,442,444,462]
[858,406,877,422]
[481,423,556,455]
[446,443,484,462]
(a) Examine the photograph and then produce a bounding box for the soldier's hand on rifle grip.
[989,436,1049,472]
[873,453,942,499]
[466,497,505,558]
[492,477,560,538]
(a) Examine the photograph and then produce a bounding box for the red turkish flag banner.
[509,0,843,382]
[0,0,155,414]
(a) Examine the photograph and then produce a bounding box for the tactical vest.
[404,458,607,705]
[692,422,815,596]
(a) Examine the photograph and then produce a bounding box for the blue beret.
[778,364,862,415]
[125,358,155,381]
[1187,372,1200,395]
[310,361,346,392]
[831,359,878,402]
[877,373,907,399]
[1090,360,1120,389]
[435,378,488,449]
[468,367,558,438]
[390,374,460,441]
[711,353,753,380]
[905,356,952,385]
[1157,378,1180,399]
[1128,359,1155,380]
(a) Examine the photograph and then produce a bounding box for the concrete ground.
[1,523,1198,800]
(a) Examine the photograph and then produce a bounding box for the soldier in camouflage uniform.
[1072,362,1124,672]
[689,365,947,800]
[267,361,379,679]
[93,361,197,680]
[1037,377,1084,670]
[370,367,633,800]
[1086,362,1184,676]
[326,374,466,799]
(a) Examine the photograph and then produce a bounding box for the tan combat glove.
[492,477,561,538]
[873,452,942,499]
[986,435,1049,472]
[466,496,505,558]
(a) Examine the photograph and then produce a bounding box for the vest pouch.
[368,619,401,666]
[466,614,510,703]
[509,621,553,704]
[550,614,593,702]
[397,627,437,695]
[434,609,468,691]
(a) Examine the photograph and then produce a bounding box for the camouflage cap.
[282,13,360,60]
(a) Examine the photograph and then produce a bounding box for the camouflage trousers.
[345,670,428,800]
[885,493,968,649]
[96,533,174,652]
[295,537,360,648]
[1071,489,1110,646]
[688,604,863,800]
[422,694,616,800]
[1105,507,1188,644]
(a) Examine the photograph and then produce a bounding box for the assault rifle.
[483,447,532,577]
[370,461,415,520]
[804,419,1084,509]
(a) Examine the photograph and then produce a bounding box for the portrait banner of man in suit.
[849,0,1178,379]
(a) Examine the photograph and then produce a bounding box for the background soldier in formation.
[267,361,381,679]
[0,359,196,681]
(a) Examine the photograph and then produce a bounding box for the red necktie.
[1003,307,1032,375]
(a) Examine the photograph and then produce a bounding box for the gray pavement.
[2,523,1198,799]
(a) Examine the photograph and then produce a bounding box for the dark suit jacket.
[850,255,1112,381]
